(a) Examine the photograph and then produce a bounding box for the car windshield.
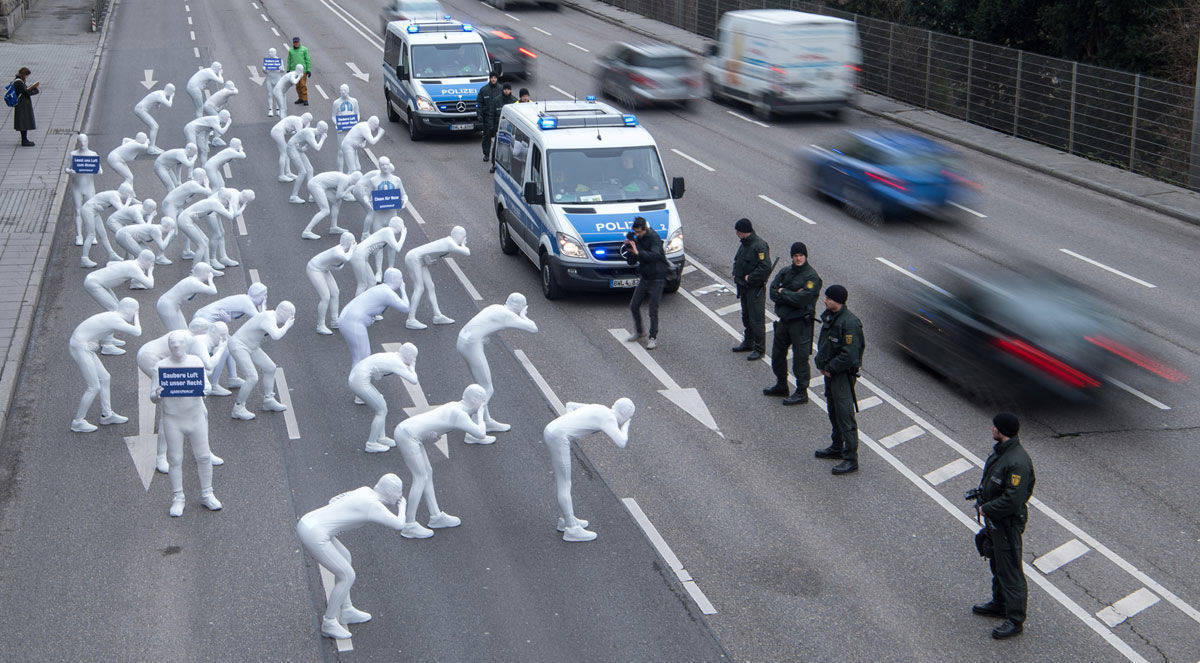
[396,1,442,16]
[547,146,669,204]
[631,54,690,69]
[411,43,490,79]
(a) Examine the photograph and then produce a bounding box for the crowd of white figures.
[63,56,636,640]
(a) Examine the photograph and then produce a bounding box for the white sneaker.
[431,314,454,325]
[378,436,396,448]
[210,453,224,466]
[208,383,232,397]
[70,419,97,433]
[625,331,644,343]
[364,440,390,453]
[556,517,589,532]
[289,196,305,204]
[464,434,496,445]
[428,512,461,529]
[227,377,246,388]
[401,522,434,539]
[328,225,346,234]
[180,249,196,259]
[220,257,239,266]
[340,606,372,624]
[80,257,97,268]
[321,618,352,639]
[485,419,511,433]
[111,338,126,347]
[262,397,287,412]
[316,325,333,335]
[154,255,172,265]
[156,454,169,474]
[353,396,364,405]
[563,525,597,542]
[405,318,427,330]
[74,235,83,246]
[99,412,128,425]
[645,337,658,350]
[231,404,255,420]
[201,492,222,511]
[99,345,125,356]
[301,231,320,240]
[278,174,296,183]
[169,496,185,517]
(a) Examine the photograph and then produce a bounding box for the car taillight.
[491,30,514,40]
[991,337,1102,388]
[940,169,982,189]
[628,72,655,87]
[844,64,862,72]
[517,47,537,59]
[865,171,908,191]
[1084,335,1188,382]
[770,66,785,82]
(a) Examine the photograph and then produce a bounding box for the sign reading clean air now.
[158,367,205,397]
[371,182,404,210]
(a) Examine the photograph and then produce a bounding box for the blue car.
[803,130,979,225]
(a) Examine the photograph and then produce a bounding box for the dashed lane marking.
[758,194,816,225]
[1034,539,1090,574]
[190,30,195,40]
[875,256,951,295]
[260,12,268,21]
[193,47,200,58]
[222,163,232,179]
[314,84,328,100]
[187,16,192,24]
[949,201,986,218]
[922,458,973,486]
[318,566,353,651]
[363,146,378,167]
[548,84,575,100]
[1105,376,1170,410]
[1060,248,1156,288]
[567,42,589,53]
[274,368,301,439]
[532,26,551,36]
[236,214,247,236]
[669,148,714,172]
[878,424,923,449]
[504,12,521,21]
[248,268,260,284]
[1097,588,1160,628]
[726,110,769,128]
[271,26,280,37]
[622,498,716,615]
[512,349,564,416]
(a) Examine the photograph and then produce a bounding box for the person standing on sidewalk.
[731,218,771,361]
[763,241,821,404]
[813,284,864,475]
[288,37,311,106]
[12,67,39,147]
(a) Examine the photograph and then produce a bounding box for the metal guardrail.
[595,0,1198,192]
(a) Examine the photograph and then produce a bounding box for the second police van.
[382,17,496,140]
[493,98,686,299]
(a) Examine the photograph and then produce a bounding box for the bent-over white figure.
[157,262,217,331]
[154,142,198,192]
[302,170,360,239]
[339,116,383,175]
[184,109,232,163]
[134,84,175,155]
[271,64,305,119]
[332,85,360,174]
[106,132,151,187]
[204,137,245,190]
[83,249,155,354]
[296,474,407,640]
[116,217,176,264]
[456,293,539,442]
[66,133,102,245]
[348,343,418,453]
[104,198,157,241]
[80,181,136,267]
[224,301,294,420]
[204,187,253,268]
[154,331,223,517]
[404,225,469,330]
[264,48,284,116]
[307,232,356,334]
[194,282,267,390]
[201,80,238,118]
[337,267,409,368]
[543,399,634,542]
[186,61,224,118]
[288,120,328,203]
[161,168,211,258]
[178,188,243,274]
[69,297,141,432]
[349,215,406,296]
[271,112,312,181]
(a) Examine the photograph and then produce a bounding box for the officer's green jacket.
[287,45,311,73]
[814,307,864,375]
[769,262,822,323]
[732,233,771,289]
[978,436,1035,522]
[475,82,505,125]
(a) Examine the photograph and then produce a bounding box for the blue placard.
[263,57,283,72]
[371,182,404,210]
[72,155,100,174]
[335,112,359,132]
[158,366,205,397]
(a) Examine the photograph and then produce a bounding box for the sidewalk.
[562,0,1200,226]
[0,0,105,428]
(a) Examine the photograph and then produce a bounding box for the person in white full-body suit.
[331,84,360,174]
[264,48,285,116]
[154,330,223,517]
[271,112,311,182]
[224,301,295,421]
[83,249,155,354]
[80,181,137,268]
[154,142,198,193]
[456,293,539,443]
[69,297,142,433]
[186,61,224,118]
[403,225,469,330]
[201,80,238,120]
[204,187,254,269]
[302,170,360,239]
[272,64,305,119]
[339,116,383,175]
[348,216,406,296]
[156,261,217,331]
[134,84,175,155]
[288,121,328,203]
[204,137,246,190]
[194,282,268,393]
[184,109,231,163]
[106,132,151,188]
[116,216,176,264]
[307,232,356,335]
[337,267,409,368]
[348,343,418,453]
[66,133,102,245]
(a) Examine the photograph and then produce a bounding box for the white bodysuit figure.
[271,112,312,181]
[134,84,175,155]
[543,399,635,542]
[106,132,151,188]
[201,80,238,118]
[204,137,245,190]
[80,182,136,267]
[271,65,305,118]
[69,297,142,432]
[156,262,217,331]
[161,168,211,257]
[225,301,294,420]
[154,331,223,517]
[184,109,232,163]
[403,226,469,330]
[307,232,356,334]
[393,384,489,538]
[337,267,410,368]
[104,198,157,240]
[205,187,254,268]
[302,170,360,239]
[457,293,539,442]
[288,120,329,203]
[348,216,406,296]
[83,249,155,354]
[154,142,198,192]
[358,159,406,241]
[264,48,284,116]
[339,116,383,175]
[66,133,102,245]
[332,85,360,174]
[186,61,224,118]
[296,474,407,640]
[196,283,268,393]
[350,157,387,230]
[177,188,244,274]
[116,217,176,264]
[348,344,418,453]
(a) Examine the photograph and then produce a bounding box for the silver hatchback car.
[595,42,702,109]
[379,0,445,34]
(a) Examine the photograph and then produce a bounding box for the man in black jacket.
[731,218,772,360]
[764,242,821,404]
[476,70,504,162]
[623,216,668,349]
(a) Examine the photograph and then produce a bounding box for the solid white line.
[875,256,951,295]
[318,566,354,651]
[922,458,973,486]
[512,349,565,416]
[713,302,739,316]
[726,110,769,128]
[532,26,551,36]
[222,163,232,178]
[548,84,575,100]
[691,283,728,296]
[808,375,823,388]
[317,0,383,51]
[878,424,923,449]
[567,42,589,53]
[504,12,521,21]
[444,257,481,300]
[271,26,280,37]
[669,148,715,172]
[1034,539,1090,574]
[251,1,258,7]
[758,194,816,225]
[189,30,195,40]
[260,12,268,21]
[1060,249,1156,288]
[622,498,717,615]
[1097,588,1160,628]
[363,146,378,167]
[680,264,696,275]
[236,214,247,236]
[406,204,426,225]
[679,289,743,341]
[682,580,718,615]
[856,395,882,411]
[247,268,261,284]
[187,16,192,25]
[684,256,778,321]
[608,328,680,390]
[949,201,986,218]
[274,368,301,439]
[314,84,328,100]
[1105,376,1170,410]
[193,47,200,58]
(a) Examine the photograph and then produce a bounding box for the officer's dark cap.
[790,241,808,257]
[993,412,1019,437]
[734,218,753,233]
[489,69,501,78]
[502,82,512,91]
[825,284,847,304]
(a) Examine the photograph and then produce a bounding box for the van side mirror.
[523,181,544,205]
[491,60,504,76]
[670,176,685,200]
[705,43,719,57]
[396,65,407,79]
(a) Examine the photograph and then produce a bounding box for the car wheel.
[494,0,507,9]
[407,110,423,141]
[498,216,518,255]
[845,184,884,227]
[754,93,775,121]
[540,251,563,300]
[541,1,560,9]
[620,86,639,110]
[706,75,723,103]
[385,91,400,122]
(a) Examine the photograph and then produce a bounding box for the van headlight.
[416,96,436,112]
[556,232,588,259]
[665,229,684,254]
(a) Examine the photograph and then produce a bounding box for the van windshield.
[411,43,490,79]
[546,146,669,204]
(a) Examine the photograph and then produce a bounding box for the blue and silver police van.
[492,98,686,299]
[382,18,493,141]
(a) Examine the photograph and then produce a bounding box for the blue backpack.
[4,81,17,107]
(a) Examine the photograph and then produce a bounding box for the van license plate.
[451,123,474,131]
[611,278,639,288]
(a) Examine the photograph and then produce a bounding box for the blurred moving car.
[803,130,980,225]
[485,0,559,9]
[596,42,702,109]
[479,27,537,82]
[380,0,446,33]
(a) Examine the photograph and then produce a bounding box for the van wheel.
[494,0,506,9]
[407,110,423,141]
[541,2,560,9]
[706,76,724,104]
[498,217,518,255]
[754,94,775,121]
[540,252,563,300]
[385,91,400,122]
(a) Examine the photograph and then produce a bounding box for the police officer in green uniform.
[730,218,772,361]
[476,70,504,162]
[969,412,1035,639]
[813,285,864,475]
[764,242,821,405]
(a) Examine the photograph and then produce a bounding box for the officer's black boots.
[831,460,858,475]
[972,602,1005,617]
[992,619,1022,639]
[814,445,841,459]
[731,342,751,352]
[763,382,788,396]
[747,350,763,361]
[782,389,808,405]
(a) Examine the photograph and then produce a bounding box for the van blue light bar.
[538,116,558,130]
[585,95,596,102]
[622,114,638,126]
[462,24,474,31]
[407,24,420,33]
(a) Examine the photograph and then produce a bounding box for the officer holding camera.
[966,412,1035,639]
[622,216,669,350]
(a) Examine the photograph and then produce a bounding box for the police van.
[492,98,686,299]
[382,18,494,141]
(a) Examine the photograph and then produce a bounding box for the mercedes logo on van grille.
[455,101,466,112]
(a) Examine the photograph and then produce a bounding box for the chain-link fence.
[594,0,1198,191]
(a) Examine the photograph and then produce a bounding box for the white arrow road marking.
[608,328,720,434]
[383,342,447,458]
[123,371,157,491]
[140,69,156,90]
[346,62,369,82]
[317,565,354,652]
[246,65,265,86]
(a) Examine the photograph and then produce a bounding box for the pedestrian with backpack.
[8,67,39,147]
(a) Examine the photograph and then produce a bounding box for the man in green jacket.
[764,242,821,405]
[731,218,772,361]
[476,70,504,162]
[970,412,1035,639]
[288,37,312,106]
[813,284,864,475]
